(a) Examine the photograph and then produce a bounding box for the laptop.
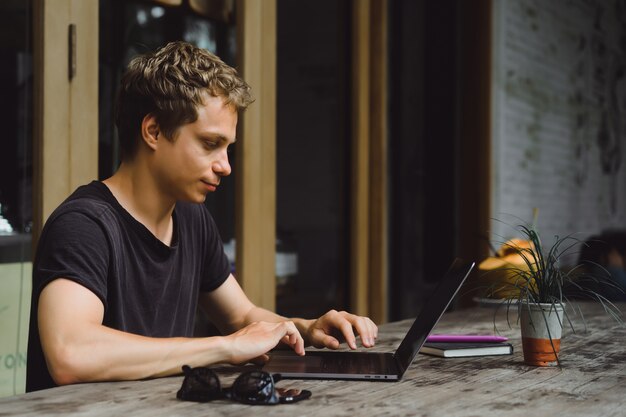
[262,258,475,381]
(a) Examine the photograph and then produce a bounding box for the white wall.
[491,0,626,252]
[0,262,31,397]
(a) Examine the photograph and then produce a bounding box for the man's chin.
[195,193,209,204]
[178,191,209,204]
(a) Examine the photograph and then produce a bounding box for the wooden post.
[351,0,372,318]
[235,0,277,310]
[351,0,388,323]
[368,0,388,324]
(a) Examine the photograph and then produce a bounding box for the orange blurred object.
[479,238,537,298]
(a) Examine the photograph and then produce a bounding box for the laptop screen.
[393,259,474,375]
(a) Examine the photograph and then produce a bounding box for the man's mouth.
[201,180,219,191]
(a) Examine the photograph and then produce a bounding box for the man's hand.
[199,276,377,356]
[302,310,378,350]
[224,321,305,364]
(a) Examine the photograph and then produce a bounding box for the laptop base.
[264,350,400,381]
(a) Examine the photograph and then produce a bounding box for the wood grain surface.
[1,302,624,416]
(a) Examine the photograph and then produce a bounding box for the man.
[26,41,377,392]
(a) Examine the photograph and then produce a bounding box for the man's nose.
[214,150,231,177]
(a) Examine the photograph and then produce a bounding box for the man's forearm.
[241,306,283,323]
[44,323,230,385]
[38,279,234,386]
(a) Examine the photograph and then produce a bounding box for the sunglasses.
[176,365,312,405]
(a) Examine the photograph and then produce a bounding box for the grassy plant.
[492,224,623,316]
[485,223,624,365]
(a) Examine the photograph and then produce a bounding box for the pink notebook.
[426,334,508,343]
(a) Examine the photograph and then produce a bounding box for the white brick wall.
[491,0,626,256]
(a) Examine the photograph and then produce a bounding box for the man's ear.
[140,113,160,151]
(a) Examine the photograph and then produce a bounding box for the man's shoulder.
[46,182,118,227]
[64,181,113,206]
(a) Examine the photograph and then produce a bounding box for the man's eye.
[204,141,218,149]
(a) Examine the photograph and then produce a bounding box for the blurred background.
[1,0,625,396]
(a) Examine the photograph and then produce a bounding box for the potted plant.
[480,223,624,366]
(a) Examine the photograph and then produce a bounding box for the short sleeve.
[34,210,110,308]
[198,206,231,292]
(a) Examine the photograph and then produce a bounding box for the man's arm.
[199,274,378,350]
[38,278,304,385]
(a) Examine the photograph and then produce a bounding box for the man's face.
[152,94,237,203]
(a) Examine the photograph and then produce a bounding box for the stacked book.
[420,334,513,358]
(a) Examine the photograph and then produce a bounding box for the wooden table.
[1,302,624,416]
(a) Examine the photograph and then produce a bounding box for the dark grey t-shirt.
[26,181,230,392]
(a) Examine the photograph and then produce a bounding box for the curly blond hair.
[115,41,253,161]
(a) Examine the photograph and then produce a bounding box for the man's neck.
[103,162,175,245]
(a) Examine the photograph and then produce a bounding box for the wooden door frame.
[32,0,99,247]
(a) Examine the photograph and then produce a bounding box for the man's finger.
[349,316,375,347]
[361,317,379,347]
[338,313,378,348]
[306,327,338,349]
[337,318,357,349]
[279,321,305,355]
